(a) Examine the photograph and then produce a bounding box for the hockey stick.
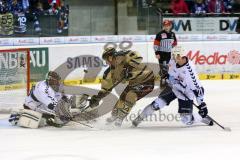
[42,108,94,129]
[70,120,94,128]
[177,89,231,132]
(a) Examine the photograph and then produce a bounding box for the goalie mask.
[46,71,61,92]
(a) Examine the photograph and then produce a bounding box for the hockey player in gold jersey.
[88,47,155,127]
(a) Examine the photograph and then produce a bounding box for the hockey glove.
[89,95,101,109]
[48,103,56,110]
[61,95,70,103]
[197,102,208,118]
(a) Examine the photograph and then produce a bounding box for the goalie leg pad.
[18,109,42,129]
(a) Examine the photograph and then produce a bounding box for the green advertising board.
[30,48,49,82]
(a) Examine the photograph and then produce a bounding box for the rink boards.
[0,39,240,88]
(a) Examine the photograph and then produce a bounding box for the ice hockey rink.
[0,80,240,160]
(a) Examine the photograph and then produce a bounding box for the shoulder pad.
[125,51,143,65]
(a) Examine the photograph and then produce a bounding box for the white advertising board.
[1,40,240,80]
[1,34,240,46]
[164,17,239,34]
[47,41,240,81]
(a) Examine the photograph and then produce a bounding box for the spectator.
[11,0,28,34]
[0,0,11,14]
[232,0,240,12]
[171,0,190,15]
[207,0,225,13]
[185,0,195,9]
[11,0,24,14]
[0,0,14,36]
[45,0,61,13]
[223,0,233,12]
[57,0,69,33]
[0,1,5,14]
[192,0,208,14]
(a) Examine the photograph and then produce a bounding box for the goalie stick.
[177,89,231,132]
[70,120,94,128]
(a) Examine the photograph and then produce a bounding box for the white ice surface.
[0,89,26,111]
[0,80,240,160]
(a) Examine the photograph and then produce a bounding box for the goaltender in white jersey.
[9,71,75,128]
[132,46,214,127]
[24,80,63,115]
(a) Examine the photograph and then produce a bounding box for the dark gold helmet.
[102,47,116,60]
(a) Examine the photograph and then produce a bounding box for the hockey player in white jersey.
[132,46,213,127]
[9,71,74,128]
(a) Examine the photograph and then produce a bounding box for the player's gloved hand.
[89,95,101,109]
[61,95,70,103]
[48,103,56,110]
[197,102,208,118]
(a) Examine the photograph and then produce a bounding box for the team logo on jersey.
[161,33,167,39]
